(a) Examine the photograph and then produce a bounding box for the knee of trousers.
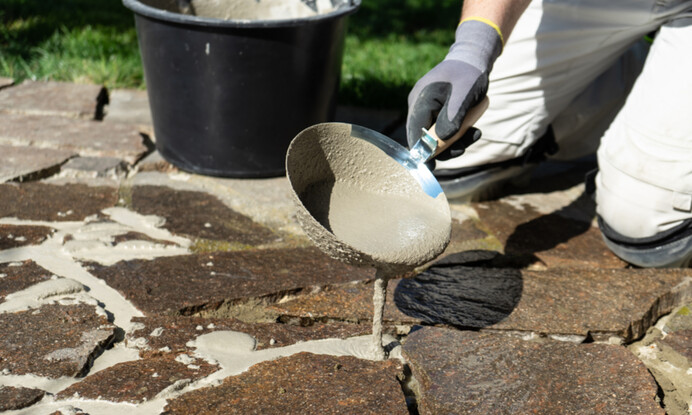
[595,153,692,239]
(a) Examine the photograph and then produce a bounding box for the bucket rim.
[122,0,361,28]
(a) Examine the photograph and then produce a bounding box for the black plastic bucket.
[123,0,360,177]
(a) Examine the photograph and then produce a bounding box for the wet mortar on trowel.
[287,123,452,360]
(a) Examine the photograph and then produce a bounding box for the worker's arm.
[406,0,531,158]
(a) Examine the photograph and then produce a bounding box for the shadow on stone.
[504,191,595,258]
[394,251,523,328]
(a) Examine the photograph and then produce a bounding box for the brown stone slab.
[660,305,692,362]
[0,225,54,250]
[0,81,106,119]
[57,354,218,403]
[129,316,369,355]
[269,279,417,326]
[164,352,408,415]
[131,185,278,245]
[273,265,692,342]
[473,197,626,268]
[0,303,116,378]
[0,386,45,411]
[0,182,117,221]
[403,327,664,415]
[87,247,374,315]
[0,113,147,164]
[0,260,54,303]
[0,145,75,182]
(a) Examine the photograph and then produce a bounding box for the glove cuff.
[445,19,503,73]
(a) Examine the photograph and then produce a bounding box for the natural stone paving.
[0,112,148,164]
[0,80,106,119]
[87,248,373,315]
[403,327,665,414]
[0,303,115,378]
[0,145,75,182]
[0,81,690,414]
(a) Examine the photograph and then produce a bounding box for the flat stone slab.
[129,315,369,354]
[473,195,626,268]
[88,247,373,315]
[164,352,408,414]
[0,303,116,378]
[103,89,153,129]
[273,264,692,342]
[60,156,126,179]
[269,279,416,326]
[0,145,75,182]
[0,80,106,119]
[57,354,219,403]
[0,182,117,221]
[0,113,148,164]
[0,260,54,303]
[0,77,14,89]
[403,327,664,414]
[0,386,45,411]
[0,225,54,250]
[131,185,278,246]
[661,305,692,362]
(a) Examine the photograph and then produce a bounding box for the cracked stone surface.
[0,303,116,378]
[87,248,373,315]
[0,386,46,411]
[0,182,117,221]
[0,80,106,119]
[131,185,278,245]
[403,327,664,414]
[163,352,408,415]
[0,112,148,164]
[0,145,75,182]
[129,316,369,354]
[57,353,219,403]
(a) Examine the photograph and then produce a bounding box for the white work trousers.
[437,0,692,238]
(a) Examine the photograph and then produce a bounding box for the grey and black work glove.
[407,19,503,160]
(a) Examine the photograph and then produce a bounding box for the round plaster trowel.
[286,99,488,360]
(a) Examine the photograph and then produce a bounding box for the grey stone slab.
[0,145,75,182]
[103,89,152,127]
[403,328,664,415]
[0,113,148,164]
[0,80,106,119]
[60,156,127,179]
[0,77,14,90]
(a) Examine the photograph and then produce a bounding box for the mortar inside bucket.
[123,0,360,177]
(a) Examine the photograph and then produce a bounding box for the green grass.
[0,0,461,108]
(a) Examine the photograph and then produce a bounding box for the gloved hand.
[407,19,503,160]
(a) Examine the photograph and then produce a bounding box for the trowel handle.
[429,96,489,157]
